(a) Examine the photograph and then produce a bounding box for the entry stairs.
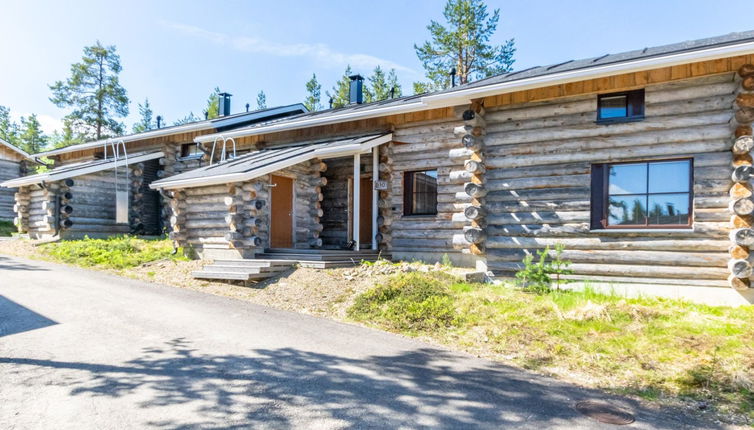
[192,248,389,283]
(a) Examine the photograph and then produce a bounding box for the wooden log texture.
[732,135,754,155]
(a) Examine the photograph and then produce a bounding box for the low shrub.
[515,243,572,293]
[0,220,15,237]
[348,271,460,331]
[41,235,184,269]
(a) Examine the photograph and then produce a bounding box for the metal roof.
[1,151,164,188]
[31,103,307,159]
[194,30,754,144]
[0,138,29,159]
[151,133,391,189]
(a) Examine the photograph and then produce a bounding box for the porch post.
[372,146,378,250]
[353,153,360,251]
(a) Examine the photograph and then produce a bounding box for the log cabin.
[151,31,754,305]
[0,138,29,221]
[1,100,306,239]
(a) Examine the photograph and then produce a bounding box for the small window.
[591,159,692,229]
[597,89,644,123]
[404,170,438,216]
[180,143,201,158]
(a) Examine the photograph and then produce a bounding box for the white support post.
[372,146,378,250]
[353,153,360,251]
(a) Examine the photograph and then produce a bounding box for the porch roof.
[150,133,392,190]
[0,150,164,188]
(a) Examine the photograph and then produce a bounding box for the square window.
[597,89,645,123]
[591,159,692,229]
[404,170,438,216]
[180,143,201,158]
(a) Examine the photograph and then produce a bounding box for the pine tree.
[0,106,19,146]
[327,65,353,108]
[49,118,84,149]
[414,0,515,90]
[17,114,47,154]
[386,69,403,98]
[173,112,199,126]
[256,91,267,109]
[49,41,130,140]
[304,74,322,111]
[368,66,402,101]
[205,87,221,119]
[132,98,155,133]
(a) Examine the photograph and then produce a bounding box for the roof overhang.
[30,104,309,160]
[1,151,164,188]
[152,133,392,190]
[0,138,29,159]
[193,38,754,144]
[421,38,754,106]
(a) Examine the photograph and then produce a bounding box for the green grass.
[40,235,187,269]
[0,220,15,237]
[348,272,754,423]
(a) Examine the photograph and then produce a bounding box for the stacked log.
[160,143,179,232]
[377,143,394,249]
[12,186,30,233]
[728,64,754,290]
[130,163,145,234]
[225,183,263,249]
[307,159,326,248]
[168,190,187,246]
[26,182,59,234]
[0,158,20,220]
[451,103,487,256]
[58,180,73,230]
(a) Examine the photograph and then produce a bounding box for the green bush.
[348,271,459,331]
[41,235,184,269]
[0,220,15,237]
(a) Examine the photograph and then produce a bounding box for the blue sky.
[1,0,752,134]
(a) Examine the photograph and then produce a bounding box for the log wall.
[168,160,324,258]
[480,73,738,287]
[387,116,474,265]
[63,170,130,237]
[0,159,21,220]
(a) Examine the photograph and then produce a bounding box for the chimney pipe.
[218,92,232,116]
[348,74,364,104]
[156,115,162,129]
[245,103,250,112]
[450,67,457,87]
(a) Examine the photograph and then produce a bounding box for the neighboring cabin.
[149,31,754,305]
[1,100,306,239]
[0,138,29,221]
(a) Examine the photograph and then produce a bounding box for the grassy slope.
[348,271,754,424]
[40,235,186,269]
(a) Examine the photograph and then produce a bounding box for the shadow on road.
[0,255,49,272]
[0,338,716,429]
[0,295,58,338]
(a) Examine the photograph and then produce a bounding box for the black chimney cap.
[218,92,233,97]
[349,74,364,81]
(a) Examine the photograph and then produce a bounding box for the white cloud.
[11,113,64,135]
[163,21,419,76]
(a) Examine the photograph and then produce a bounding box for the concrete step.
[203,264,292,274]
[191,271,251,281]
[213,259,294,267]
[256,253,386,261]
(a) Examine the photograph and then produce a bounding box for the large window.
[404,170,438,216]
[597,89,645,123]
[591,159,692,229]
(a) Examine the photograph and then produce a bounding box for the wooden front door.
[359,177,373,245]
[270,175,293,248]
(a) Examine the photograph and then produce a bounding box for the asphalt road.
[0,254,722,429]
